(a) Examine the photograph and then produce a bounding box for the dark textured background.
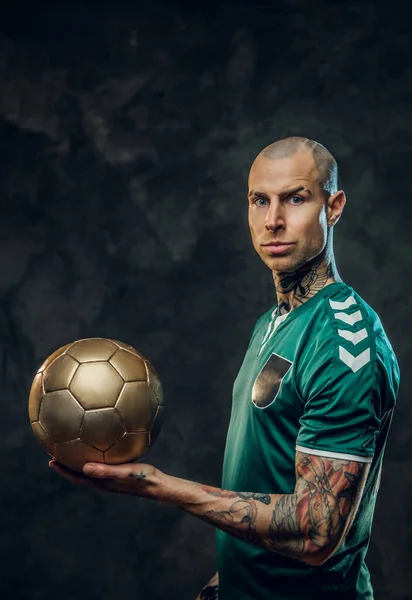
[0,2,410,599]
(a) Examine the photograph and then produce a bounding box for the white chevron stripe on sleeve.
[337,328,368,345]
[334,310,363,326]
[329,296,356,310]
[339,346,371,373]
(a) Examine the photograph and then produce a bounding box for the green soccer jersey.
[216,282,399,600]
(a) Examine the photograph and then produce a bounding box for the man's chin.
[264,256,301,274]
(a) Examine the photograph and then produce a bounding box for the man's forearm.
[150,472,320,564]
[148,452,367,566]
[69,452,365,565]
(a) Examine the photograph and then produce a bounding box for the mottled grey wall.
[0,2,410,599]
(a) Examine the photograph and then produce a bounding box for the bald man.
[51,137,400,600]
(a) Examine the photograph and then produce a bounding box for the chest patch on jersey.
[252,352,292,408]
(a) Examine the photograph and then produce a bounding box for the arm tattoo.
[204,499,259,542]
[238,492,271,505]
[268,453,366,560]
[198,454,366,563]
[269,494,305,557]
[200,487,271,541]
[201,486,270,505]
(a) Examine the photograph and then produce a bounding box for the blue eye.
[288,196,304,205]
[255,197,268,206]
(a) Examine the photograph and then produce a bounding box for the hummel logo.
[329,296,356,310]
[337,328,368,345]
[334,310,363,326]
[339,346,371,373]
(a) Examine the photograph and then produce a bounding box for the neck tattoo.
[275,254,334,315]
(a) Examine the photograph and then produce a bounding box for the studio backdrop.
[0,3,410,599]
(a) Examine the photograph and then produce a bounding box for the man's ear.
[327,190,346,226]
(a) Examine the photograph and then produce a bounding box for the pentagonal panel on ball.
[115,381,157,432]
[43,354,79,393]
[55,439,104,472]
[70,362,123,409]
[29,372,44,423]
[37,343,71,373]
[80,408,125,451]
[109,349,147,382]
[39,390,84,442]
[31,420,55,456]
[67,338,118,362]
[104,431,150,464]
[146,362,164,405]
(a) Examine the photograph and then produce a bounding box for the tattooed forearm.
[269,494,305,557]
[238,492,271,505]
[200,489,271,543]
[192,453,368,565]
[201,486,271,505]
[203,499,260,542]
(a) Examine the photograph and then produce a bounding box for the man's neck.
[274,251,340,316]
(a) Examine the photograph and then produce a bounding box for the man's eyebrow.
[248,189,270,198]
[279,186,311,198]
[248,186,311,198]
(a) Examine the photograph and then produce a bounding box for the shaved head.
[259,137,338,197]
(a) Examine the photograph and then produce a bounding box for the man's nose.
[265,199,285,231]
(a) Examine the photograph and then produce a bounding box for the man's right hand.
[195,572,219,600]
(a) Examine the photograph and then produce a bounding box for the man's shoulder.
[304,282,398,377]
[310,282,384,336]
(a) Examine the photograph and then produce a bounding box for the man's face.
[248,151,330,274]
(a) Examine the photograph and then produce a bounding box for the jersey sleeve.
[295,301,383,463]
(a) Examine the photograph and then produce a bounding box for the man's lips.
[262,242,295,247]
[261,242,295,254]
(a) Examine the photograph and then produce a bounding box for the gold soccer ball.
[28,338,164,471]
